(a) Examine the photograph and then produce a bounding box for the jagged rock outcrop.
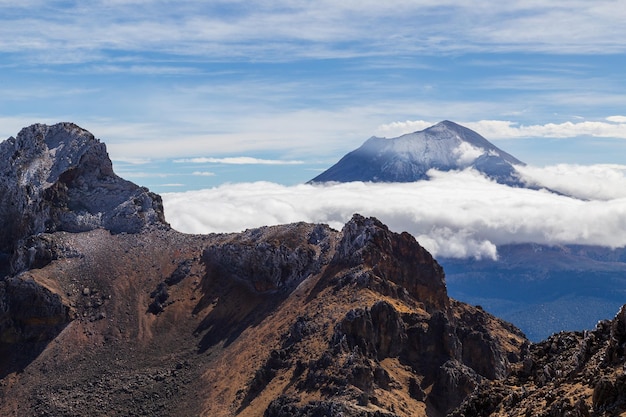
[450,304,626,417]
[330,215,448,311]
[0,122,167,273]
[232,214,527,417]
[0,123,167,381]
[202,223,334,293]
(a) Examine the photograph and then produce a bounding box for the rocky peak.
[0,123,167,272]
[6,123,101,187]
[333,214,448,311]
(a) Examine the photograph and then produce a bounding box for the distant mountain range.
[309,120,525,186]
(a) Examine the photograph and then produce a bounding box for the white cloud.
[375,120,434,137]
[192,171,216,177]
[162,165,626,261]
[377,119,626,140]
[112,157,152,165]
[515,164,626,201]
[118,171,171,178]
[1,1,626,65]
[82,105,386,161]
[175,157,304,165]
[607,115,626,123]
[453,142,484,166]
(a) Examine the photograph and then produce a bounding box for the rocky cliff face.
[0,123,167,382]
[451,305,626,417]
[0,123,166,273]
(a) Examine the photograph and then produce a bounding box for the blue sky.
[2,1,626,193]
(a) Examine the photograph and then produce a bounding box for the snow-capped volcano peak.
[309,120,524,185]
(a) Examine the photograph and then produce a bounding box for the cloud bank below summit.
[162,164,626,260]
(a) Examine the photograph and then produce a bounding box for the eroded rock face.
[0,123,167,272]
[233,215,527,417]
[0,123,167,380]
[202,223,334,293]
[0,276,70,344]
[0,275,71,377]
[329,214,448,311]
[451,304,626,417]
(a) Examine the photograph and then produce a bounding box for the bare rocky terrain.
[451,305,626,417]
[0,123,624,416]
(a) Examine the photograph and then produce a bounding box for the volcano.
[309,120,524,186]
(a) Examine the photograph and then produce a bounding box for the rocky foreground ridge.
[0,123,624,417]
[452,306,626,417]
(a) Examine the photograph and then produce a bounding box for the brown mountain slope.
[0,213,528,416]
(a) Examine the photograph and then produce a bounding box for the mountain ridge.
[1,123,625,416]
[0,123,527,416]
[442,243,626,341]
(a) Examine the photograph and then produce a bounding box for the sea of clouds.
[162,164,626,260]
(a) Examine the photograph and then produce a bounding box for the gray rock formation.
[202,223,334,293]
[0,122,168,378]
[254,214,527,416]
[0,275,71,377]
[0,123,167,273]
[332,214,448,311]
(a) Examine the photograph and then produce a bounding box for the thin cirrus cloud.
[192,171,216,177]
[162,164,626,261]
[174,157,304,165]
[1,2,625,172]
[96,115,626,165]
[1,1,626,62]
